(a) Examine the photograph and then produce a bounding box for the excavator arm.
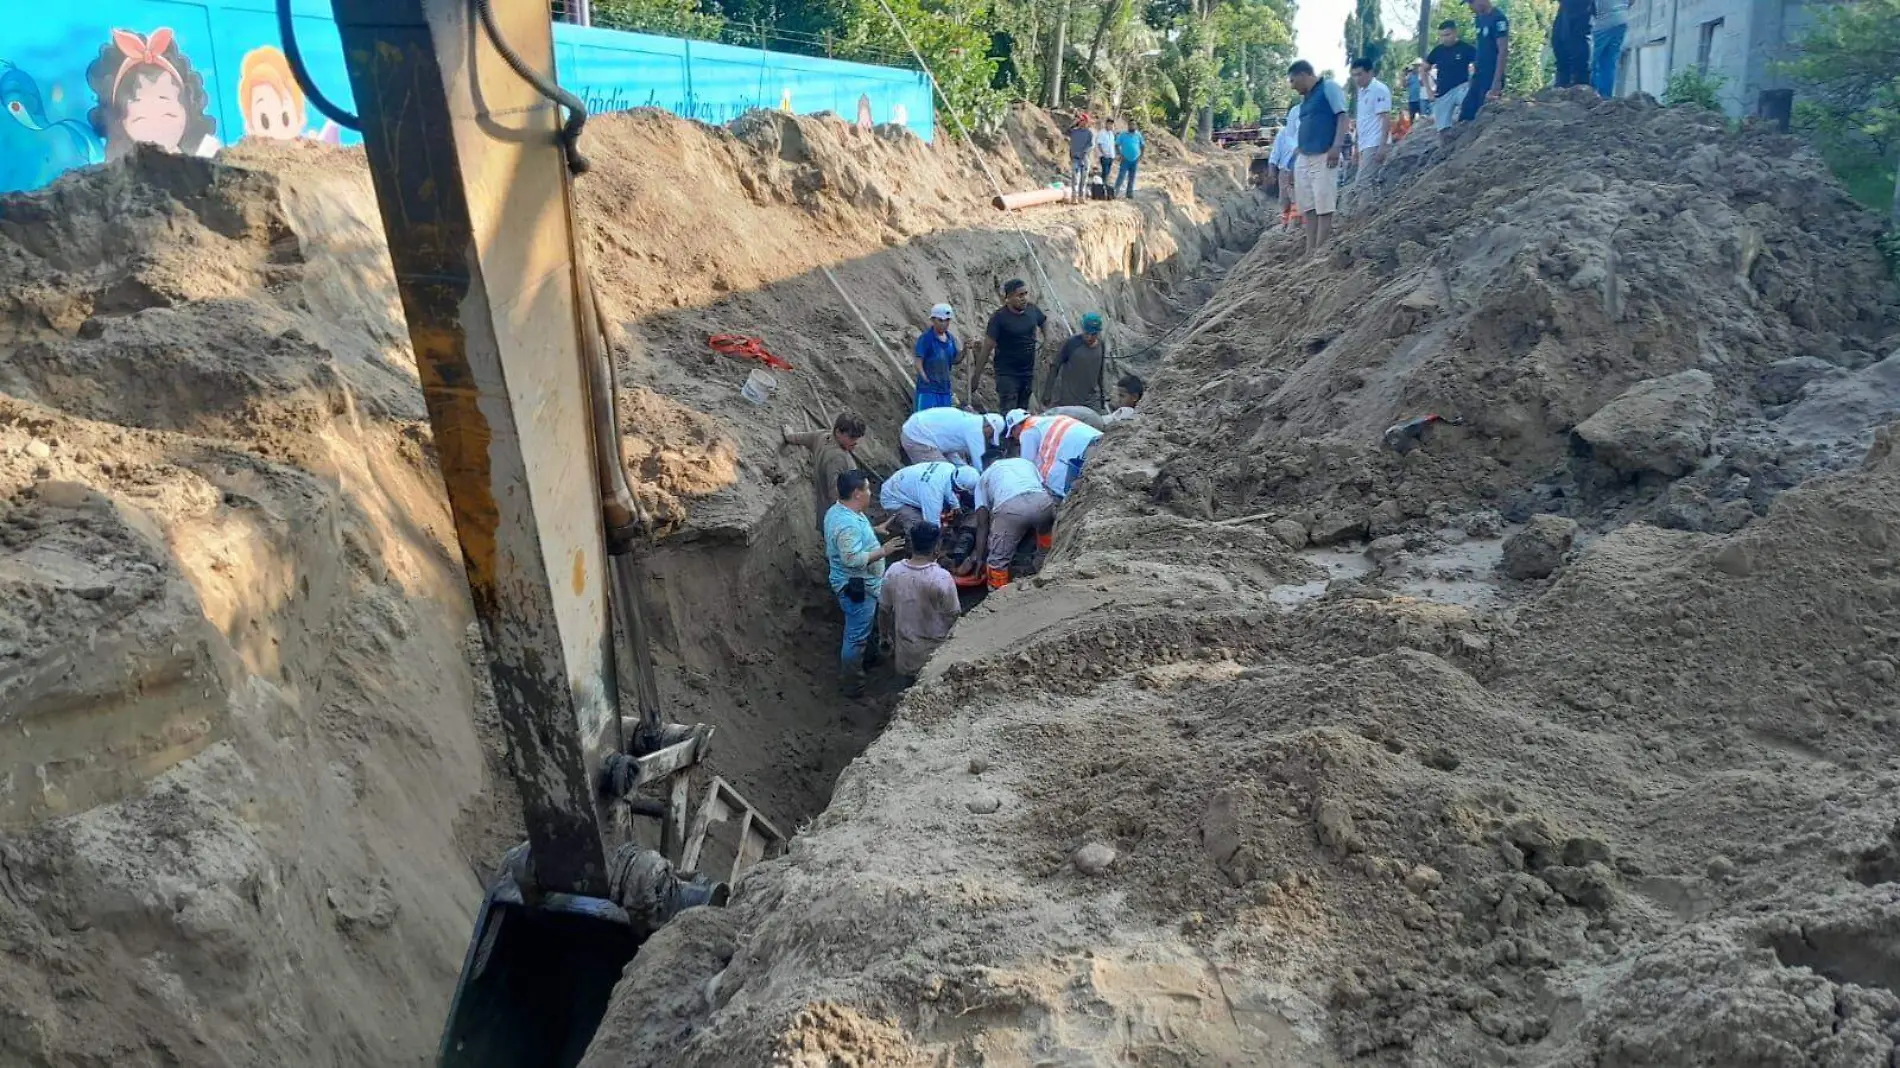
[313,0,777,1062]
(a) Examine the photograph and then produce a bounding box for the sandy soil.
[583,92,1900,1066]
[0,105,1253,1064]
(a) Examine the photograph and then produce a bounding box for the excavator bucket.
[438,849,727,1068]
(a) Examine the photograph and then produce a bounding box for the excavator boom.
[318,1,769,1062]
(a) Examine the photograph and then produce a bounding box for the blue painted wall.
[0,0,933,194]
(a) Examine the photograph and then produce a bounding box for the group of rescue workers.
[783,279,1144,695]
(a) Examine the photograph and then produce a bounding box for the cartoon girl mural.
[239,46,304,140]
[236,45,342,144]
[85,28,221,161]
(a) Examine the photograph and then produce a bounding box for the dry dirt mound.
[585,97,1900,1065]
[1141,90,1898,544]
[0,104,1255,1064]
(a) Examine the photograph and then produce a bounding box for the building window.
[1697,18,1723,70]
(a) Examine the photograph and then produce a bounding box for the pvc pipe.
[993,187,1067,211]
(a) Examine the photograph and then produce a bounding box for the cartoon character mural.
[237,45,341,143]
[855,93,873,130]
[85,28,221,161]
[0,61,103,193]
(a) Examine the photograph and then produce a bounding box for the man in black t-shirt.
[974,279,1048,412]
[1425,21,1478,138]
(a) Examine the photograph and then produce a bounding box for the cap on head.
[953,465,979,492]
[983,412,1006,440]
[930,302,954,321]
[1004,408,1030,436]
[1081,312,1103,333]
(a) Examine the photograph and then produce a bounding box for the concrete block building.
[1612,0,1822,119]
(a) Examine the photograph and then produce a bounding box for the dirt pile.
[586,95,1900,1065]
[0,102,1255,1063]
[1145,90,1898,543]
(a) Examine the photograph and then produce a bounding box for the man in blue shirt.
[913,303,959,411]
[1460,0,1511,123]
[1114,119,1144,198]
[1286,59,1349,256]
[825,471,904,696]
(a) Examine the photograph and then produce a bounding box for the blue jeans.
[1115,159,1138,196]
[836,587,876,669]
[1592,24,1627,98]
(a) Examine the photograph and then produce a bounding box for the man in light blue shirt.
[825,470,903,695]
[1113,119,1144,198]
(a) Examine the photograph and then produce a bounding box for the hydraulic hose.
[276,0,361,130]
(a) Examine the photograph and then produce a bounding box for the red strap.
[707,333,793,371]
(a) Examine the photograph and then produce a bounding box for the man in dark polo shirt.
[973,279,1048,412]
[1461,0,1511,123]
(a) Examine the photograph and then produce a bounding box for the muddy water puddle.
[1270,528,1513,611]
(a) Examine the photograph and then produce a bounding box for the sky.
[1293,0,1355,69]
[1294,0,1421,73]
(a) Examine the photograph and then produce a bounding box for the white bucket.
[740,368,778,405]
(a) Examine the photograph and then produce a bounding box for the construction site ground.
[4,88,1900,1067]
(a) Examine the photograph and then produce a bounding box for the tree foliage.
[1425,0,1553,96]
[594,0,727,39]
[1779,0,1900,223]
[601,0,1292,138]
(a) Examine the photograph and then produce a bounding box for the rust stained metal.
[332,0,615,896]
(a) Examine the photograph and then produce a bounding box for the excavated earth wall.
[0,106,1256,1064]
[581,92,1900,1068]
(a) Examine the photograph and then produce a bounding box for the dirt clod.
[1501,514,1579,579]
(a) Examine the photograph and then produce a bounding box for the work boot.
[840,656,866,698]
[985,566,1010,591]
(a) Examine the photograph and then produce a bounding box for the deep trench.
[631,191,1265,836]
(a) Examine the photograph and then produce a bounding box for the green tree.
[1501,0,1556,95]
[1426,0,1552,97]
[836,0,1007,131]
[593,0,726,38]
[1779,0,1900,225]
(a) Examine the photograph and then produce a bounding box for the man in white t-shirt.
[1093,117,1118,195]
[1350,57,1394,178]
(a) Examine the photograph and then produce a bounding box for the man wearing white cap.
[1010,410,1104,500]
[880,460,979,535]
[913,303,960,412]
[900,406,1002,471]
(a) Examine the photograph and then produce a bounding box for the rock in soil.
[1572,369,1718,479]
[1501,514,1579,579]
